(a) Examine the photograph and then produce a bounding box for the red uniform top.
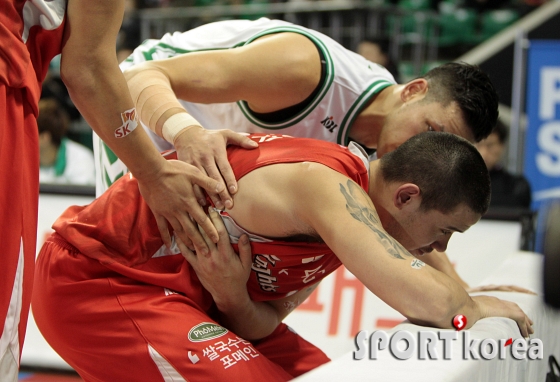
[53,134,370,302]
[0,0,65,112]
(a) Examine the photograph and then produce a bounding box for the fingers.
[192,184,207,208]
[469,284,538,295]
[224,130,259,150]
[215,154,238,197]
[171,199,214,253]
[154,215,172,249]
[208,207,230,244]
[190,169,228,211]
[237,234,254,270]
[176,235,196,263]
[220,131,257,196]
[203,160,234,209]
[197,213,218,258]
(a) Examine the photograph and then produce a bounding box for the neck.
[367,160,393,229]
[349,84,404,149]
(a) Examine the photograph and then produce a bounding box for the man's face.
[376,100,473,157]
[386,203,481,256]
[475,132,503,170]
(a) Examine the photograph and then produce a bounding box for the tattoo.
[340,180,411,260]
[283,300,299,312]
[411,259,426,269]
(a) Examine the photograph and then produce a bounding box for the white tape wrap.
[162,113,202,144]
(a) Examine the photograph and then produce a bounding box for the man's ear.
[393,183,421,209]
[401,78,429,103]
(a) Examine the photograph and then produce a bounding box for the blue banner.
[524,40,560,210]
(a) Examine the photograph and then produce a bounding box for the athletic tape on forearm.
[162,113,202,143]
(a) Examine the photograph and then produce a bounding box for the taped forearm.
[126,66,188,138]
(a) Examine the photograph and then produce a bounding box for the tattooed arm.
[221,160,532,337]
[295,169,532,336]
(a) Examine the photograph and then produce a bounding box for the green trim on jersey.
[337,80,393,145]
[235,27,335,129]
[136,41,231,62]
[99,141,124,189]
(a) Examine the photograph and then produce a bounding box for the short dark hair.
[380,132,490,215]
[38,98,69,148]
[421,62,499,143]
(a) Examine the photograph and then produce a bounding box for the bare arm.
[416,250,470,289]
[125,32,321,132]
[61,0,228,253]
[295,168,533,336]
[123,33,321,206]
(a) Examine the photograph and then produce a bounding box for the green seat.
[387,0,433,39]
[399,61,417,82]
[480,9,519,40]
[436,8,477,47]
[194,0,219,6]
[239,0,269,20]
[398,0,432,10]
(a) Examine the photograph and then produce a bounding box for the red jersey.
[0,0,66,111]
[53,134,370,302]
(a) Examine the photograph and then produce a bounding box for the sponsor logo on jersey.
[188,323,228,342]
[321,116,338,133]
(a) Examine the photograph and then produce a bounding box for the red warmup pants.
[0,83,39,374]
[32,236,330,382]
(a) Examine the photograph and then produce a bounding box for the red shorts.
[0,83,39,367]
[32,236,330,381]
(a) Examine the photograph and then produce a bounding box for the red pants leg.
[254,323,331,378]
[33,239,294,382]
[0,84,39,378]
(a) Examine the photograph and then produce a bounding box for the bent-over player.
[34,133,532,381]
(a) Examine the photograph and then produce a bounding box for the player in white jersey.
[94,18,499,288]
[95,18,499,198]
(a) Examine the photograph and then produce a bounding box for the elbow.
[60,56,102,101]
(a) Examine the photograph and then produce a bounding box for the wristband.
[162,113,202,144]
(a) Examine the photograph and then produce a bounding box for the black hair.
[380,132,491,214]
[422,62,499,143]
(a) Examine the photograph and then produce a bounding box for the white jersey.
[40,138,96,186]
[94,18,395,195]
